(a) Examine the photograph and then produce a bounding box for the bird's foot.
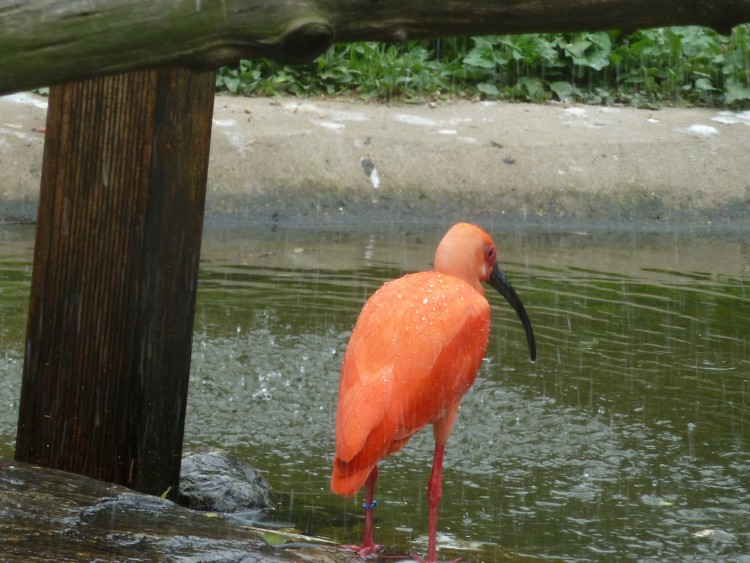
[338,543,386,558]
[409,554,461,563]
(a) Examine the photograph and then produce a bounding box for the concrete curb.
[1,92,749,227]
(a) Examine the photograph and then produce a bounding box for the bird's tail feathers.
[331,456,375,497]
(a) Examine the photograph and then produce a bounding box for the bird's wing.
[334,358,393,464]
[334,272,490,464]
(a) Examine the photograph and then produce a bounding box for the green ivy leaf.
[725,76,750,104]
[477,82,500,97]
[551,81,574,102]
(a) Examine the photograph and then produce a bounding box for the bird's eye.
[486,246,496,260]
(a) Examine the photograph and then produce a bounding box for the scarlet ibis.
[331,222,536,561]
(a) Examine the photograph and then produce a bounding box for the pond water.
[0,223,748,561]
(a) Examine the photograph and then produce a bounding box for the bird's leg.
[411,443,460,563]
[339,466,385,557]
[426,443,444,562]
[361,465,380,552]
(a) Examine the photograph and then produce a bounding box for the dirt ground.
[1,91,749,228]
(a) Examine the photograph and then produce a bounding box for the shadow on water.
[0,223,748,561]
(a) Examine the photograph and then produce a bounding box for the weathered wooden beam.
[15,68,215,496]
[1,0,749,95]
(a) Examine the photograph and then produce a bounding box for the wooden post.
[15,69,215,496]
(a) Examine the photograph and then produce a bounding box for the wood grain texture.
[1,0,748,94]
[15,68,215,496]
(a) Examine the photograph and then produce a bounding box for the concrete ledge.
[1,92,749,227]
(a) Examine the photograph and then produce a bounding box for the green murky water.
[1,223,748,561]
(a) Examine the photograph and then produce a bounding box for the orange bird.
[331,223,536,561]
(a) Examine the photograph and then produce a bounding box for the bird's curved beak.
[488,264,537,362]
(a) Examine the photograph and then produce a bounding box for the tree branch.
[1,0,749,95]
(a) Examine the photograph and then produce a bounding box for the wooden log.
[1,0,749,95]
[14,68,215,496]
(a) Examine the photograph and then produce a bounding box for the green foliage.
[216,25,750,107]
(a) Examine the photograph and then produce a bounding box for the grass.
[216,26,750,108]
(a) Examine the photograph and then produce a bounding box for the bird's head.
[434,222,496,291]
[434,222,536,362]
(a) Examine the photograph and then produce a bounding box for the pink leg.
[412,444,460,563]
[361,465,379,551]
[339,466,385,557]
[426,444,444,562]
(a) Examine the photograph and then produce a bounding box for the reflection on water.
[0,224,748,560]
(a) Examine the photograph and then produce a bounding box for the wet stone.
[0,457,356,562]
[178,446,273,513]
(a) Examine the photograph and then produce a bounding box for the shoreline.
[1,92,749,229]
